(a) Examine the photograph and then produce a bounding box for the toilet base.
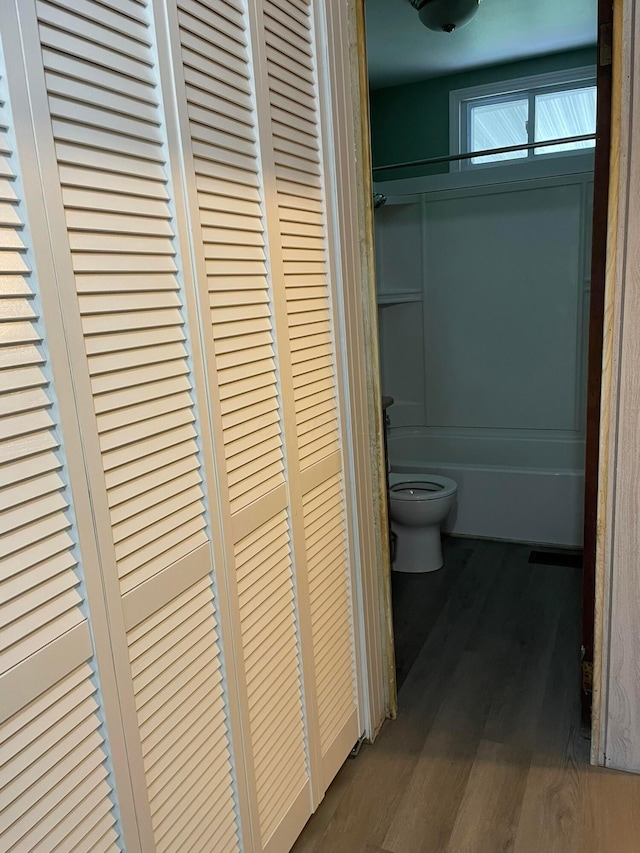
[391,522,443,573]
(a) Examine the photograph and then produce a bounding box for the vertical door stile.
[1,4,155,849]
[246,0,325,813]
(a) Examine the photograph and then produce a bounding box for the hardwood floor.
[293,538,640,853]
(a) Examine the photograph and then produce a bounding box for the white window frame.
[449,66,597,172]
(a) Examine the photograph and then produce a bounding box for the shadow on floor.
[392,536,473,692]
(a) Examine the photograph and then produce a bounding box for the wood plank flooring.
[293,538,640,853]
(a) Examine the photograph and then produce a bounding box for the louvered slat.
[302,474,356,751]
[177,0,285,515]
[234,511,308,844]
[128,578,239,853]
[36,0,208,593]
[0,665,119,852]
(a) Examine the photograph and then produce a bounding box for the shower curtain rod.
[372,133,597,173]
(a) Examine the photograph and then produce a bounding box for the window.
[450,68,597,168]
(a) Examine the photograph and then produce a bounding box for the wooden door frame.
[351,0,398,724]
[321,0,397,737]
[582,0,615,723]
[592,0,640,773]
[327,0,640,766]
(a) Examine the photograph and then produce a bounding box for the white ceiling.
[365,0,598,90]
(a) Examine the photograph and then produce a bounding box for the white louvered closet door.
[257,0,361,789]
[167,2,314,851]
[0,44,121,852]
[11,1,243,851]
[2,0,363,848]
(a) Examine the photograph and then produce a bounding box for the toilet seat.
[389,473,457,501]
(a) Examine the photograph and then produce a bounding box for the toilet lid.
[389,475,457,501]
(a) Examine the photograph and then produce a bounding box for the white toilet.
[388,472,458,573]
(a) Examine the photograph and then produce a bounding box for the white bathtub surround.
[395,464,583,546]
[390,430,584,547]
[375,157,593,546]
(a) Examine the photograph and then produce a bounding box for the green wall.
[369,48,597,182]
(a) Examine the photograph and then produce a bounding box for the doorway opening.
[362,0,611,725]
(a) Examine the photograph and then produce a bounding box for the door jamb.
[347,0,620,750]
[582,0,615,725]
[353,0,398,723]
[591,0,640,772]
[321,0,397,736]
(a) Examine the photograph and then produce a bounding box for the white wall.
[375,156,594,545]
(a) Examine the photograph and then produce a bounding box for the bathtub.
[388,430,585,547]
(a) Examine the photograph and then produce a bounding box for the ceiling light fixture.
[409,0,481,33]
